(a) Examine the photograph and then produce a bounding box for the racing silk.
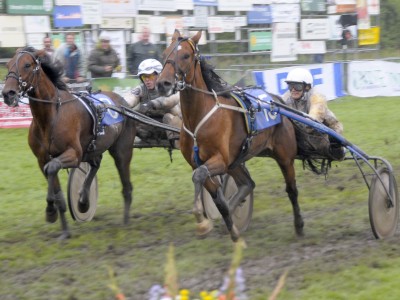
[282,88,343,134]
[124,83,181,118]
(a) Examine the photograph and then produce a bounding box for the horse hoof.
[196,218,213,238]
[58,232,71,241]
[78,200,90,213]
[46,207,58,223]
[230,224,240,242]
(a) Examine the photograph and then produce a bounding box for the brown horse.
[2,47,136,239]
[156,30,302,242]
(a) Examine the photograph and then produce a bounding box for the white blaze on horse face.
[177,45,182,51]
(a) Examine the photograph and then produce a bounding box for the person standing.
[127,27,161,75]
[87,32,121,78]
[54,32,86,83]
[42,36,55,58]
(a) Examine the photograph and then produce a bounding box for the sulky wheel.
[369,167,399,239]
[201,174,254,233]
[67,162,98,222]
[222,174,253,233]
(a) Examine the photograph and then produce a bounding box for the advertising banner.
[193,0,217,6]
[82,0,102,25]
[0,16,26,47]
[53,5,83,28]
[6,0,53,15]
[218,0,252,11]
[301,0,326,12]
[271,4,300,23]
[102,0,137,17]
[300,18,330,40]
[139,0,177,11]
[249,31,272,52]
[358,27,379,45]
[252,63,346,100]
[347,61,400,97]
[271,23,297,62]
[247,5,272,25]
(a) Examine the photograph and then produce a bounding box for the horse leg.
[192,164,240,242]
[277,160,304,237]
[43,158,71,239]
[226,164,255,214]
[109,146,133,225]
[78,156,102,214]
[192,165,214,237]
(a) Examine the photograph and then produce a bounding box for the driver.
[125,59,181,148]
[282,67,344,160]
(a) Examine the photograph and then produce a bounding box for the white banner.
[300,18,329,40]
[0,16,26,47]
[139,0,177,11]
[101,18,133,29]
[218,0,252,11]
[101,0,137,17]
[271,23,297,62]
[207,16,245,33]
[271,4,300,23]
[82,0,102,25]
[23,16,51,33]
[297,40,326,54]
[347,61,400,97]
[252,63,346,100]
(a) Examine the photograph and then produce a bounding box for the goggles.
[287,82,304,92]
[140,73,157,81]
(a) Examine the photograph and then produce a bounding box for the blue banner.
[53,5,82,28]
[193,0,217,6]
[247,5,272,25]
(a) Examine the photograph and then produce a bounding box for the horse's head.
[156,30,202,96]
[2,47,46,107]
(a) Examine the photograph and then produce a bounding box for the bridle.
[5,50,41,98]
[162,37,200,92]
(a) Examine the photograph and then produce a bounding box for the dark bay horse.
[2,47,136,239]
[156,30,302,242]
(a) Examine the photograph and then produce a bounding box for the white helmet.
[285,68,313,87]
[137,59,162,76]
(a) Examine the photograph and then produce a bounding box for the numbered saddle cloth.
[231,88,281,135]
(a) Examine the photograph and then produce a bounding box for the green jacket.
[87,46,120,78]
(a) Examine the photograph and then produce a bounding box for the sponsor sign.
[247,5,272,25]
[300,18,330,40]
[249,31,272,52]
[347,61,400,97]
[252,63,346,100]
[358,27,379,45]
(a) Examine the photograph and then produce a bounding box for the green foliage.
[381,0,400,49]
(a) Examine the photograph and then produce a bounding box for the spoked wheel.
[67,162,98,222]
[222,174,254,233]
[202,174,254,233]
[369,167,399,239]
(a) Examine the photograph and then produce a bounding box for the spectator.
[125,59,181,148]
[42,36,55,58]
[54,32,86,83]
[282,68,344,160]
[87,32,121,78]
[127,27,161,75]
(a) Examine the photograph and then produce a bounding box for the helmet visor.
[287,82,304,92]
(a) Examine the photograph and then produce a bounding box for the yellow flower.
[180,289,190,296]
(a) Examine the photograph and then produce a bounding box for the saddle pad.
[231,88,281,134]
[83,93,124,126]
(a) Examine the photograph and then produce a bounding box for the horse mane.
[22,46,68,91]
[199,57,232,97]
